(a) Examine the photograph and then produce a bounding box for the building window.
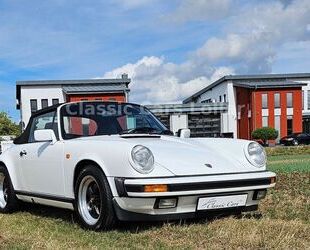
[302,91,304,110]
[274,115,281,140]
[287,92,293,108]
[223,94,226,103]
[274,93,280,108]
[41,99,48,109]
[262,116,268,127]
[262,94,268,109]
[30,99,38,114]
[287,116,293,135]
[308,90,310,109]
[219,96,222,102]
[52,99,59,105]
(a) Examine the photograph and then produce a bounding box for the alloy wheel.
[0,173,8,209]
[78,175,102,226]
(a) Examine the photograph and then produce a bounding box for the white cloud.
[167,0,232,23]
[115,0,158,9]
[103,0,310,104]
[104,56,234,103]
[193,0,310,73]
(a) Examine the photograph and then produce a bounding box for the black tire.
[293,139,299,146]
[74,165,116,230]
[0,165,19,213]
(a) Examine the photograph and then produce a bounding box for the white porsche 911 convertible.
[0,101,276,230]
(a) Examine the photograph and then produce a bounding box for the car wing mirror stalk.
[177,129,191,138]
[34,129,57,144]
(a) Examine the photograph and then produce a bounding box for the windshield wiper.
[120,127,158,135]
[159,129,174,135]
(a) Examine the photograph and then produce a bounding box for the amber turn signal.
[270,176,276,184]
[144,184,168,192]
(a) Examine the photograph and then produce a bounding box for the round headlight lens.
[131,145,154,174]
[246,142,266,167]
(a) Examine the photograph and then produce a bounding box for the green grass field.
[0,148,309,249]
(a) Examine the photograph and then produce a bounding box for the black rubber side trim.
[125,178,272,193]
[114,177,127,197]
[113,199,258,222]
[169,178,271,192]
[15,190,74,203]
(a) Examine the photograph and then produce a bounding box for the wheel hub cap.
[78,176,102,225]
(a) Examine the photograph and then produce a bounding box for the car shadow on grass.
[18,202,264,233]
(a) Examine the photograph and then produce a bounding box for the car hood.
[77,135,260,176]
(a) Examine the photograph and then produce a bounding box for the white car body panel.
[18,141,65,195]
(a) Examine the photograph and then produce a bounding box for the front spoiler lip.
[115,171,276,198]
[113,199,258,222]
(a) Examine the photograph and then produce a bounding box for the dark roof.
[62,84,129,94]
[233,79,307,89]
[16,78,130,86]
[183,73,310,103]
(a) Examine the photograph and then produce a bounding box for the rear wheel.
[0,166,19,213]
[74,166,116,230]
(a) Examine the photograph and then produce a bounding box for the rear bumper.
[110,171,276,221]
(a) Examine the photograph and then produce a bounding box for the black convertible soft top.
[14,104,62,145]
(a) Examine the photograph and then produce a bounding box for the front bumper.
[109,171,276,221]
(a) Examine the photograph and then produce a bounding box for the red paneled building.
[184,73,310,141]
[236,85,303,140]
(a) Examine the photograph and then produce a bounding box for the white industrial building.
[16,75,130,128]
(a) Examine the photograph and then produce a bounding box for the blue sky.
[0,0,309,121]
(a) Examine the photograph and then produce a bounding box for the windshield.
[60,102,171,139]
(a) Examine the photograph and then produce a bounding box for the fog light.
[144,184,168,192]
[253,189,267,200]
[155,198,178,209]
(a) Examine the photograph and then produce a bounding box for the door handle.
[20,150,27,157]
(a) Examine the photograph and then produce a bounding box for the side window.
[28,111,58,143]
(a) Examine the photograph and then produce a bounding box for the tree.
[0,112,20,136]
[252,127,278,146]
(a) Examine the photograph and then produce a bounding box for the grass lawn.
[0,151,309,249]
[267,154,310,172]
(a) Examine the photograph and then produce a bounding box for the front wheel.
[0,166,19,213]
[292,139,299,146]
[74,166,116,230]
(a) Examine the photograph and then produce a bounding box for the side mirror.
[178,129,191,138]
[34,129,57,144]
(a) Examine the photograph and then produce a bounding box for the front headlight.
[245,142,266,168]
[131,145,154,174]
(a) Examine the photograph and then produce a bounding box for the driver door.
[19,111,65,196]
